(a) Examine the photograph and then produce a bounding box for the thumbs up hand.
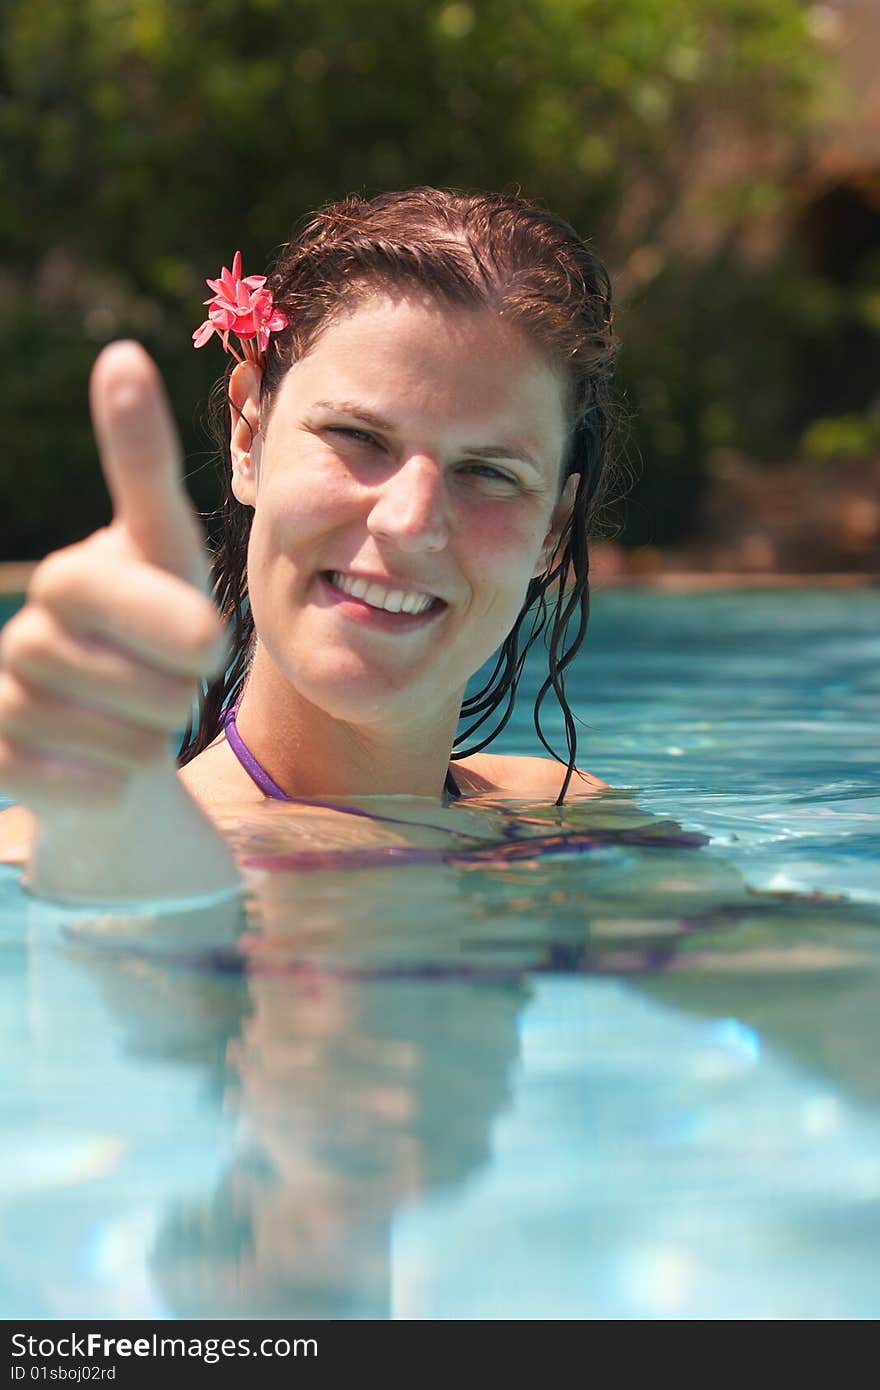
[0,341,228,814]
[90,338,214,589]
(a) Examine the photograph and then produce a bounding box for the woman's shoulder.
[177,735,265,807]
[182,728,611,801]
[455,752,609,797]
[0,748,609,864]
[0,803,34,864]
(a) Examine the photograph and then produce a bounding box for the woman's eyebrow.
[311,399,394,432]
[310,399,543,472]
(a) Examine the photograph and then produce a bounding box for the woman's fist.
[0,342,227,813]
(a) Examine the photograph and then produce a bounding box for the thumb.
[89,340,210,589]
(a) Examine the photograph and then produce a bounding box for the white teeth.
[399,593,423,614]
[364,582,388,609]
[329,572,435,616]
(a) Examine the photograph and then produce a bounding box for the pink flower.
[192,250,288,362]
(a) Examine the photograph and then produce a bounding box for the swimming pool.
[1,586,878,1318]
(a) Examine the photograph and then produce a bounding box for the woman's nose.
[366,454,451,552]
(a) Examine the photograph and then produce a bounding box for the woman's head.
[226,288,576,734]
[180,188,618,799]
[256,188,614,451]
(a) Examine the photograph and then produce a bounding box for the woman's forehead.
[276,291,568,451]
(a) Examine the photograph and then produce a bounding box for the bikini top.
[223,703,462,803]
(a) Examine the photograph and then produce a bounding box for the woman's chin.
[282,660,428,724]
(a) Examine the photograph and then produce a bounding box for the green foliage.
[0,0,851,557]
[801,414,880,463]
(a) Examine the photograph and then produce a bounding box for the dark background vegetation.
[2,0,879,564]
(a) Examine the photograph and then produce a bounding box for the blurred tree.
[0,0,838,557]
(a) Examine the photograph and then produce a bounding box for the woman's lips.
[316,572,447,631]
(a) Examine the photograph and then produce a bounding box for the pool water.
[1,587,878,1319]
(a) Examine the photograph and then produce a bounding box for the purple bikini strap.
[223,703,289,800]
[222,703,462,804]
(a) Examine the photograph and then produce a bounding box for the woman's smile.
[316,570,448,633]
[326,569,444,612]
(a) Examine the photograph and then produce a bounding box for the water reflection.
[75,935,524,1317]
[10,788,880,1317]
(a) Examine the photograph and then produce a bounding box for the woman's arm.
[0,342,241,906]
[24,762,241,905]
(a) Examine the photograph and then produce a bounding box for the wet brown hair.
[178,187,618,802]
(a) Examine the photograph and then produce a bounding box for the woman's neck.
[232,650,464,800]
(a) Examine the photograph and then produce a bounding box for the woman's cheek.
[251,476,338,576]
[466,508,545,593]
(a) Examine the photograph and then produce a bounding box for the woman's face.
[231,290,575,728]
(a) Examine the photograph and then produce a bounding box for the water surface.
[1,587,878,1318]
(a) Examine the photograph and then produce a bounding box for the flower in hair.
[192,250,288,364]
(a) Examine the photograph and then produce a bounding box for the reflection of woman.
[59,848,880,1319]
[171,976,523,1319]
[0,188,617,903]
[69,897,524,1319]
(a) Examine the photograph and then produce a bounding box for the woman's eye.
[330,427,379,447]
[327,432,515,485]
[465,463,517,484]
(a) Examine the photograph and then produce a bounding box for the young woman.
[0,188,616,904]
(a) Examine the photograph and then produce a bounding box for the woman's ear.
[229,361,263,508]
[534,472,579,577]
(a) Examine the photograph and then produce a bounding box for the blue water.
[1,587,878,1318]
